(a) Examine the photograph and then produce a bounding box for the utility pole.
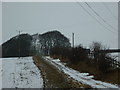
[16,30,22,58]
[72,33,74,48]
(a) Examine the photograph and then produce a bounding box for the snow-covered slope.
[44,56,120,88]
[1,57,43,88]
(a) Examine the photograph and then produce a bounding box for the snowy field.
[0,57,43,88]
[44,56,120,89]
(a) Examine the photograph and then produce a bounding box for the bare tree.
[90,42,103,60]
[90,42,112,73]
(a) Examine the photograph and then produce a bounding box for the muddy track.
[32,55,91,88]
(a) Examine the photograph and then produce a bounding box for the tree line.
[49,42,116,74]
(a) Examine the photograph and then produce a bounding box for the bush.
[98,54,111,73]
[50,46,71,59]
[50,45,89,64]
[69,46,89,64]
[90,42,112,73]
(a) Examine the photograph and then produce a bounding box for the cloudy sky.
[2,2,118,49]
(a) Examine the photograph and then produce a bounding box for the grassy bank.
[51,55,120,85]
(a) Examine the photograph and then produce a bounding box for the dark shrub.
[69,46,89,64]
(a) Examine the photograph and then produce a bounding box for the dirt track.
[32,55,91,88]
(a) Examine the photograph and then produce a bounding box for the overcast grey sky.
[2,2,118,49]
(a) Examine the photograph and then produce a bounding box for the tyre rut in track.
[32,55,91,88]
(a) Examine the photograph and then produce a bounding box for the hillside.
[2,34,32,57]
[1,31,71,58]
[31,31,71,55]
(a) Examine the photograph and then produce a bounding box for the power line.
[101,2,117,20]
[75,2,116,34]
[85,2,117,31]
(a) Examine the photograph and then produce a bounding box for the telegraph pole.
[16,30,22,58]
[72,33,74,48]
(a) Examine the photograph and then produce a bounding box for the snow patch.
[1,57,43,88]
[44,56,120,88]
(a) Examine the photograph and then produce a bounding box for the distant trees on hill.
[31,31,71,55]
[2,34,32,57]
[1,30,71,57]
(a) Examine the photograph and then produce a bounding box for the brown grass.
[50,55,120,85]
[66,59,120,85]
